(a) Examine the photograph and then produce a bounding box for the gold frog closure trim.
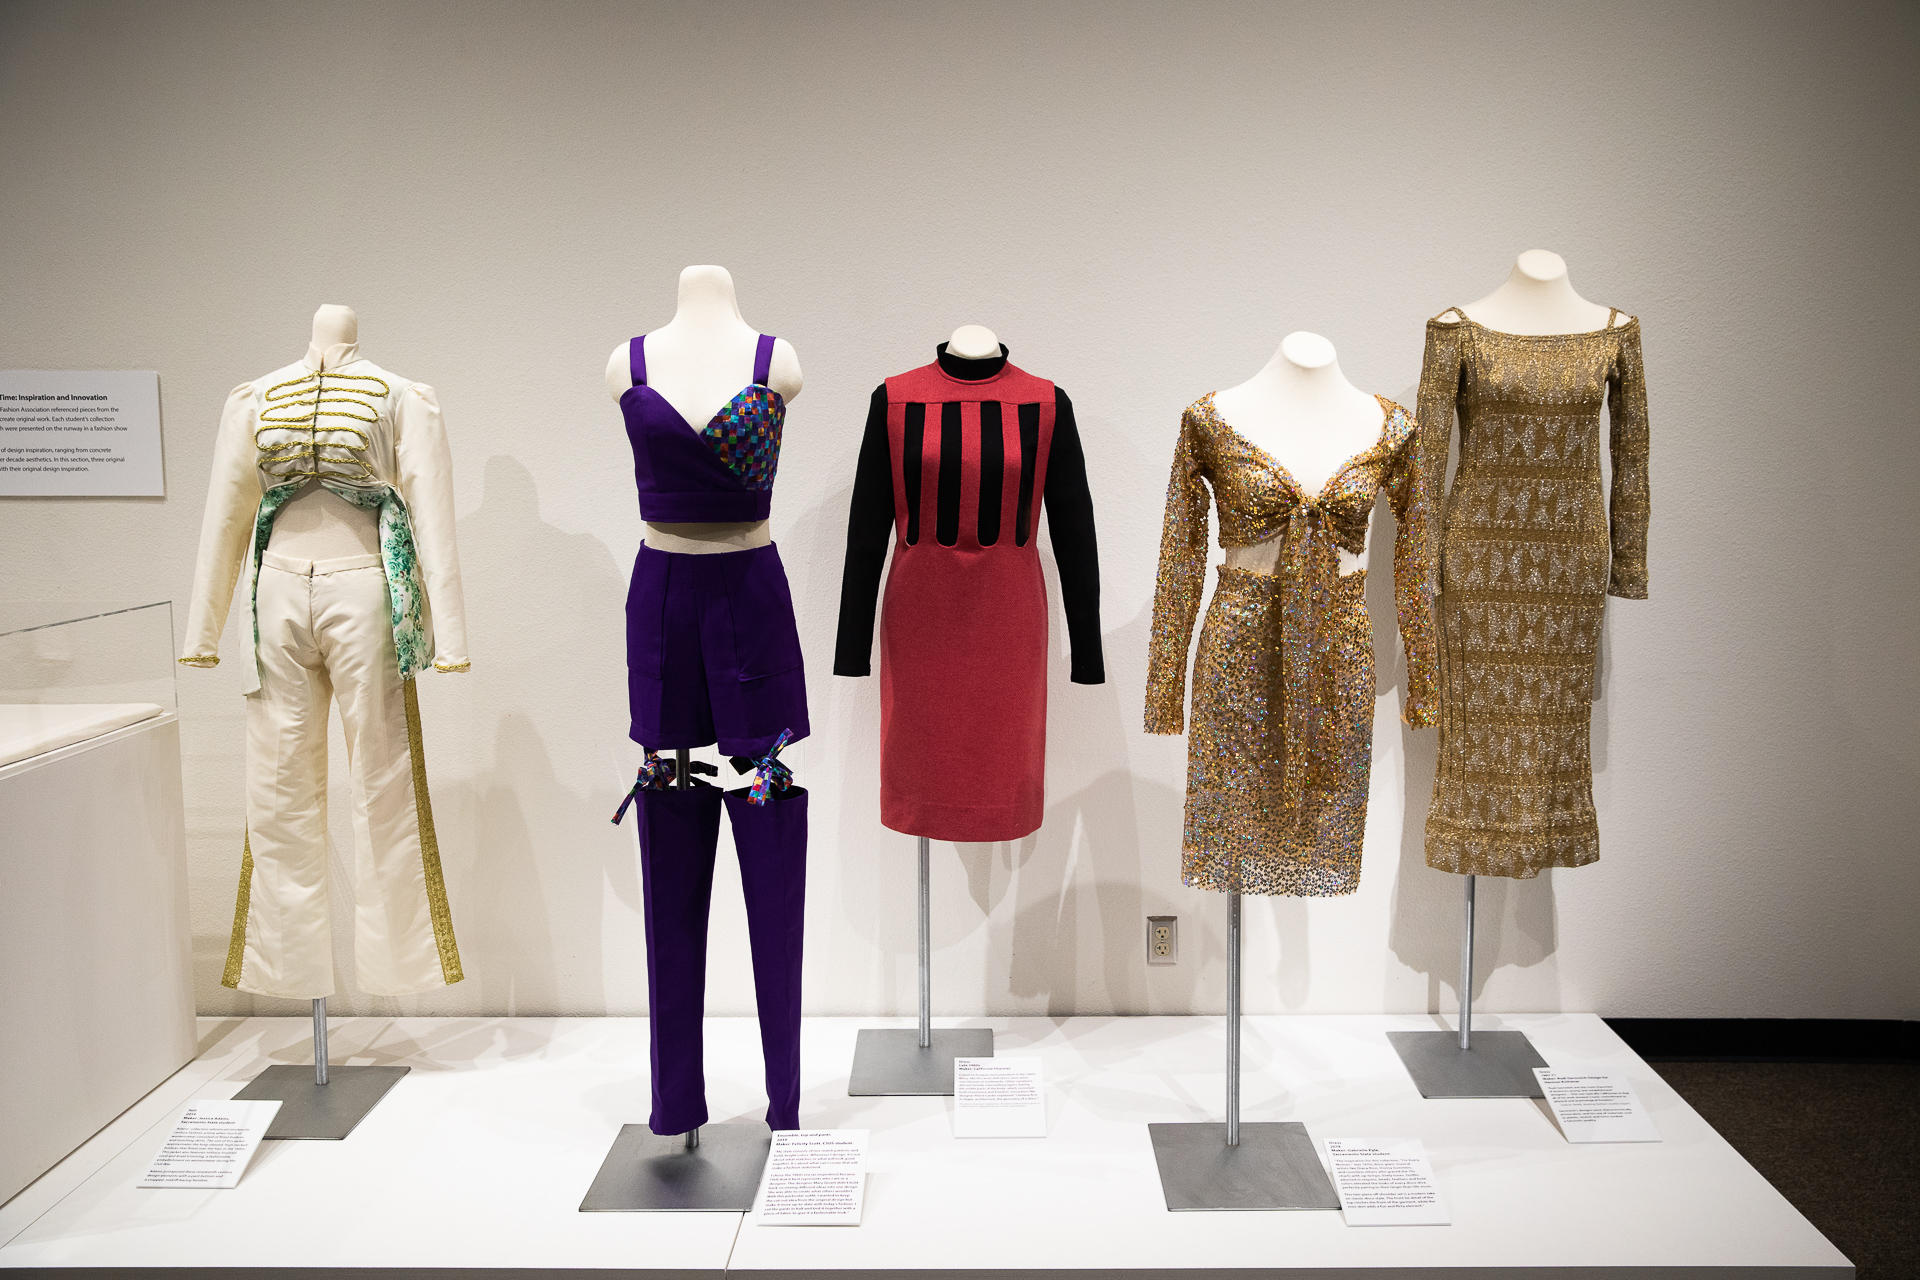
[255,371,390,486]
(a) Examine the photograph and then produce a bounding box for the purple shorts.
[626,542,809,758]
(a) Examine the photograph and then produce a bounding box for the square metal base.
[232,1064,409,1140]
[846,1027,994,1095]
[579,1123,772,1212]
[1147,1122,1341,1211]
[1388,1029,1548,1098]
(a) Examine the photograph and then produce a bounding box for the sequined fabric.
[702,384,784,489]
[1145,394,1437,896]
[1421,311,1650,878]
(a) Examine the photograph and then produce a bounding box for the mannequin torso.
[268,304,381,559]
[606,266,802,554]
[1212,332,1384,576]
[1459,250,1618,335]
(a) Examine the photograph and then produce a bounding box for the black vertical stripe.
[977,401,1004,546]
[902,402,925,545]
[936,401,963,547]
[1015,402,1041,546]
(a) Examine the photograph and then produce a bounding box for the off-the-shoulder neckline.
[1433,311,1639,339]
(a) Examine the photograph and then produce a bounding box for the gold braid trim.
[403,679,463,984]
[179,655,220,668]
[221,828,254,989]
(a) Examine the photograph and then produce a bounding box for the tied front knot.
[1278,496,1345,817]
[745,729,795,806]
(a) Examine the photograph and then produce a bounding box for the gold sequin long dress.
[1421,309,1649,878]
[1146,394,1438,896]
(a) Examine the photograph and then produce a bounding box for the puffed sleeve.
[1042,388,1104,684]
[178,382,261,666]
[1386,406,1438,727]
[394,382,470,671]
[1143,409,1212,734]
[1606,325,1650,599]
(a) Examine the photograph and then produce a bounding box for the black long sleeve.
[1043,387,1104,684]
[833,385,894,676]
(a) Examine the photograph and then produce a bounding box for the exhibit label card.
[952,1056,1046,1137]
[138,1100,281,1189]
[1535,1069,1661,1143]
[754,1129,868,1226]
[0,371,163,496]
[1324,1139,1450,1226]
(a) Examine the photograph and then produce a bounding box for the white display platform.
[0,702,164,768]
[0,711,193,1205]
[0,1015,1850,1279]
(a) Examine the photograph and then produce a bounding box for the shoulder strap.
[753,334,776,387]
[1432,307,1467,324]
[628,336,648,386]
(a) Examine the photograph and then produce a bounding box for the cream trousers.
[223,551,462,999]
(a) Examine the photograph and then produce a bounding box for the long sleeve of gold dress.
[1421,308,1650,878]
[1145,394,1437,896]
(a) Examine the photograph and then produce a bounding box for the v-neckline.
[1200,392,1396,502]
[634,381,776,436]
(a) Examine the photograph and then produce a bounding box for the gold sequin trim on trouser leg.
[1182,566,1377,897]
[403,677,463,984]
[221,828,254,989]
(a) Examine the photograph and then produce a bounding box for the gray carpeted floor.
[1652,1062,1920,1279]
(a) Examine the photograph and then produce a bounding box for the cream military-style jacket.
[179,342,470,693]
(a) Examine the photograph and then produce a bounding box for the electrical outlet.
[1147,915,1178,965]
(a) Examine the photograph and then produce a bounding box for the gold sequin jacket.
[1145,395,1439,787]
[180,346,470,693]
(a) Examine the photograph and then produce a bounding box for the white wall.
[2,0,1915,1023]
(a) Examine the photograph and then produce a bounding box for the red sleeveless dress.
[835,349,1103,841]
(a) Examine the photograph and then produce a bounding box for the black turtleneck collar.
[937,341,1009,381]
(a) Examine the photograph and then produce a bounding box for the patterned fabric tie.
[611,751,676,825]
[1277,497,1366,819]
[745,729,794,806]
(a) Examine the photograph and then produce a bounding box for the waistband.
[262,550,385,576]
[639,490,774,523]
[637,539,782,565]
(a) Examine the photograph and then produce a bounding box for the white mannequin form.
[946,323,1001,360]
[267,305,380,560]
[605,266,803,555]
[1459,250,1619,335]
[1213,332,1385,576]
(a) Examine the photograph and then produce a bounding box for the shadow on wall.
[1368,410,1562,1012]
[455,454,632,1017]
[999,599,1197,1017]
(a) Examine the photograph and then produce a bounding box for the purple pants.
[626,541,809,1133]
[638,783,807,1134]
[626,542,809,758]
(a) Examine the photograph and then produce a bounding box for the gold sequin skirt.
[1425,500,1607,878]
[1183,565,1377,896]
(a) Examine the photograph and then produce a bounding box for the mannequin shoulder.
[767,336,803,403]
[605,341,632,403]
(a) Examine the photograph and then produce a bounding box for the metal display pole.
[1459,874,1476,1049]
[847,835,993,1095]
[232,990,409,1140]
[918,835,932,1050]
[312,998,329,1085]
[1225,892,1240,1147]
[1387,874,1547,1098]
[1147,892,1339,1211]
[580,746,772,1212]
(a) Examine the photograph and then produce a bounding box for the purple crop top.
[621,332,785,523]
